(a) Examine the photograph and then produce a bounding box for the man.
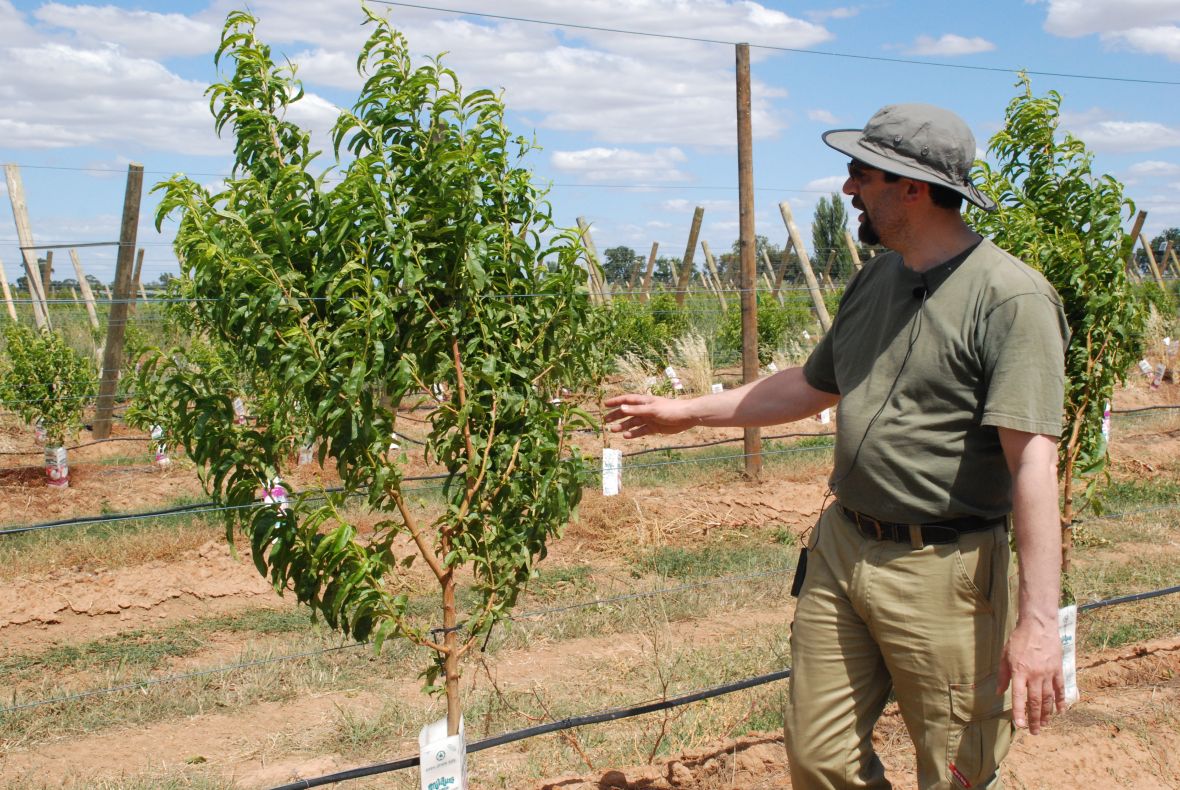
[605,104,1069,789]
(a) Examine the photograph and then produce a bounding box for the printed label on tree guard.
[151,425,169,467]
[1058,605,1079,705]
[44,446,68,488]
[602,448,622,496]
[663,366,684,392]
[419,716,467,790]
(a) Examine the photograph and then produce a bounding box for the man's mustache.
[851,197,865,211]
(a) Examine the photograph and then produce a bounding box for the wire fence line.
[367,0,1180,87]
[5,413,1180,535]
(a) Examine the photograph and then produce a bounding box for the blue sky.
[2,0,1180,286]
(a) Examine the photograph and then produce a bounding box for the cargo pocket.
[945,675,1012,789]
[953,528,999,615]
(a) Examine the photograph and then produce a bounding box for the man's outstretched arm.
[604,366,840,439]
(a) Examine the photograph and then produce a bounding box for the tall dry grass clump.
[614,352,661,394]
[669,331,712,394]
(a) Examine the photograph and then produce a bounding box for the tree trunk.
[443,572,462,736]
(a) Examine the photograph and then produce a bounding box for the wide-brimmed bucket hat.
[822,103,995,211]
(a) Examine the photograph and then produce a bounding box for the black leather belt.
[840,506,1006,545]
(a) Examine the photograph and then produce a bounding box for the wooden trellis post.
[674,206,705,306]
[5,164,50,329]
[69,249,101,331]
[0,256,16,321]
[822,249,837,289]
[736,43,760,479]
[700,240,728,313]
[844,229,863,272]
[575,217,610,306]
[778,201,831,332]
[1140,232,1166,287]
[93,163,143,440]
[1124,210,1146,281]
[640,241,659,302]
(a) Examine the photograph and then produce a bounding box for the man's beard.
[858,216,881,246]
[852,197,881,245]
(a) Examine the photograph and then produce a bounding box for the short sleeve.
[801,261,874,396]
[979,293,1068,436]
[803,329,839,394]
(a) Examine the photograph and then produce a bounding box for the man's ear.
[900,178,927,205]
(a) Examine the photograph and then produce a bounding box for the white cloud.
[1041,1,1180,60]
[1104,25,1180,60]
[661,198,737,212]
[1067,119,1180,152]
[807,6,862,22]
[806,175,847,193]
[1042,0,1180,37]
[222,0,819,147]
[807,109,841,124]
[284,91,343,157]
[33,3,218,59]
[905,34,996,56]
[0,42,225,155]
[550,147,689,182]
[1128,160,1180,176]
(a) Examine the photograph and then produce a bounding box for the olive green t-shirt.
[802,239,1069,523]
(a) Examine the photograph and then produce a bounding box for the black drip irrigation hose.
[1111,404,1180,414]
[268,668,796,790]
[0,475,450,537]
[267,575,1180,790]
[0,436,150,457]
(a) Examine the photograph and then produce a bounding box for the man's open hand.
[603,394,698,439]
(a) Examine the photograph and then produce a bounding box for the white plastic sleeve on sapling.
[1138,359,1153,377]
[1058,605,1079,705]
[602,448,622,497]
[233,397,247,424]
[1101,401,1111,445]
[817,408,831,424]
[419,716,467,790]
[44,446,69,488]
[710,383,723,394]
[664,365,684,392]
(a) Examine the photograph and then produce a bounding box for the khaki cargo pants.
[784,504,1016,790]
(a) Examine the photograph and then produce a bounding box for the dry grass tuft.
[668,331,713,395]
[613,353,661,395]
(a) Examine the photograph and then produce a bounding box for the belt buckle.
[856,511,883,540]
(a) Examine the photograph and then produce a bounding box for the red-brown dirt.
[0,377,1177,788]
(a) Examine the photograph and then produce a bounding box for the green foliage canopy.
[970,75,1145,513]
[138,8,606,707]
[0,324,96,446]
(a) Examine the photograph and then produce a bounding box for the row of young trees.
[598,194,864,289]
[0,12,1173,775]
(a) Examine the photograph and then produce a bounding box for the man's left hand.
[998,618,1066,734]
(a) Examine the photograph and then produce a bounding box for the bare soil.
[0,378,1177,788]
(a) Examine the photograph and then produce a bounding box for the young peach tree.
[138,9,604,733]
[0,324,95,448]
[970,75,1146,572]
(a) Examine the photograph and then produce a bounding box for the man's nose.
[842,176,857,196]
